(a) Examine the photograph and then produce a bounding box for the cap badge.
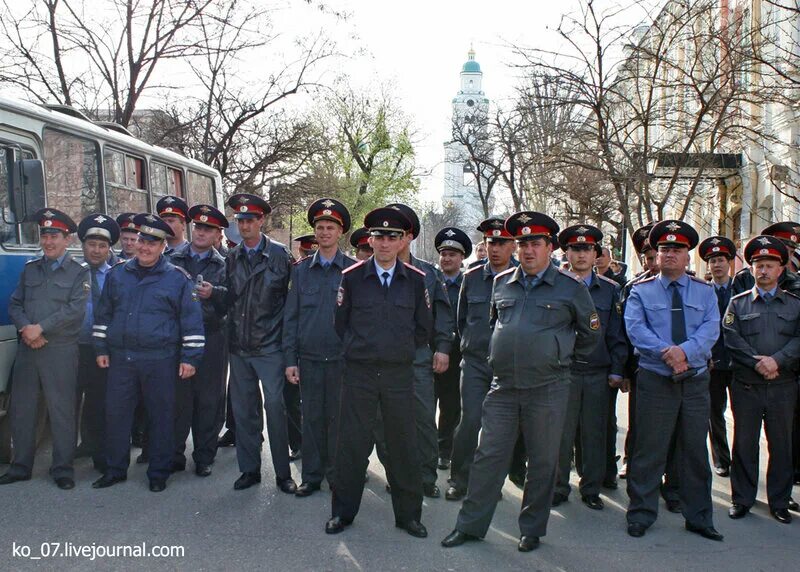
[517,214,532,224]
[163,197,175,204]
[43,220,53,227]
[709,238,720,244]
[199,215,208,222]
[94,215,106,223]
[43,210,55,218]
[666,234,676,241]
[577,236,586,242]
[239,206,248,212]
[759,248,769,255]
[712,246,720,252]
[382,220,389,227]
[666,222,681,231]
[521,226,531,235]
[323,209,332,216]
[200,206,211,213]
[492,229,501,237]
[575,226,588,234]
[445,229,456,237]
[321,199,335,208]
[757,237,771,245]
[145,215,157,223]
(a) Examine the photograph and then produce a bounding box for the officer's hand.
[661,346,686,369]
[432,352,449,374]
[179,363,196,379]
[285,366,300,385]
[197,281,214,300]
[608,375,623,388]
[620,378,631,393]
[96,355,110,368]
[21,324,43,343]
[28,335,48,349]
[671,360,689,374]
[754,355,779,378]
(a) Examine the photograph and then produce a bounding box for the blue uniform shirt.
[373,259,396,286]
[624,272,719,377]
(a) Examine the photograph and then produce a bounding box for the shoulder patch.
[589,312,600,330]
[403,262,426,276]
[557,267,581,282]
[342,259,367,274]
[723,311,735,326]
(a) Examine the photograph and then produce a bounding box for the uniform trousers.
[298,358,343,486]
[433,352,461,461]
[77,343,107,469]
[229,350,290,480]
[8,343,78,479]
[332,361,422,524]
[449,359,493,490]
[174,329,227,467]
[556,370,608,497]
[626,369,713,529]
[730,379,797,510]
[456,381,569,538]
[709,369,733,471]
[285,379,302,454]
[413,347,440,486]
[105,355,177,482]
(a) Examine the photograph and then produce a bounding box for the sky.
[290,0,585,205]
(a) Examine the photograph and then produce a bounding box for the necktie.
[762,291,773,302]
[382,271,390,296]
[526,275,540,290]
[247,250,257,267]
[670,281,687,345]
[322,261,330,270]
[91,267,101,307]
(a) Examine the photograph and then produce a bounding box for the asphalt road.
[0,394,797,571]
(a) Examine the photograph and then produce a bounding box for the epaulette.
[112,258,127,267]
[730,290,751,301]
[173,265,192,279]
[557,267,581,282]
[404,262,426,276]
[689,275,711,286]
[293,255,311,266]
[25,258,38,265]
[496,266,516,279]
[342,259,367,274]
[784,290,800,300]
[72,259,90,269]
[596,273,619,286]
[634,275,658,285]
[464,264,484,275]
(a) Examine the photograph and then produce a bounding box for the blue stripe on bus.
[0,252,37,326]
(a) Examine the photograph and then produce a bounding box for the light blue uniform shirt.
[374,259,396,286]
[624,272,720,377]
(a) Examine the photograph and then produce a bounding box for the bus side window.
[151,161,184,202]
[104,149,148,215]
[0,147,39,246]
[187,171,214,205]
[43,129,102,224]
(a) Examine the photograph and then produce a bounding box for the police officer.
[624,220,722,541]
[433,227,472,470]
[156,196,189,255]
[442,211,600,552]
[74,214,121,473]
[167,204,229,477]
[349,227,373,261]
[446,216,517,501]
[698,236,737,478]
[283,198,355,497]
[723,236,800,524]
[294,234,318,258]
[383,202,454,498]
[225,193,296,493]
[115,213,139,260]
[0,209,89,490]
[554,225,627,510]
[325,207,432,537]
[91,214,204,492]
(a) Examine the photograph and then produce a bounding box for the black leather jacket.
[225,235,293,355]
[168,242,228,333]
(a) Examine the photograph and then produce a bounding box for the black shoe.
[149,480,166,492]
[685,523,724,541]
[396,520,427,538]
[135,452,148,464]
[552,492,569,507]
[0,473,31,485]
[518,536,540,552]
[441,529,480,547]
[423,483,440,498]
[233,472,261,490]
[195,465,212,477]
[728,504,749,519]
[508,472,525,489]
[627,523,646,538]
[665,499,681,513]
[92,474,126,489]
[788,498,799,512]
[582,494,604,510]
[289,449,301,462]
[602,478,618,490]
[771,508,792,524]
[55,477,75,490]
[217,430,235,447]
[325,516,353,534]
[445,485,466,501]
[295,482,320,497]
[170,461,186,473]
[438,457,450,470]
[714,466,730,477]
[277,477,297,494]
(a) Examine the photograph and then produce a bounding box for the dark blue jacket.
[93,256,205,367]
[572,272,627,376]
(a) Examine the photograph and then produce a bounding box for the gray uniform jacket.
[488,264,601,388]
[722,287,800,385]
[9,253,90,346]
[282,249,356,365]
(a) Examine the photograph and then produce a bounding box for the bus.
[0,95,224,461]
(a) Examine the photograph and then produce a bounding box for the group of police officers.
[1,192,799,552]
